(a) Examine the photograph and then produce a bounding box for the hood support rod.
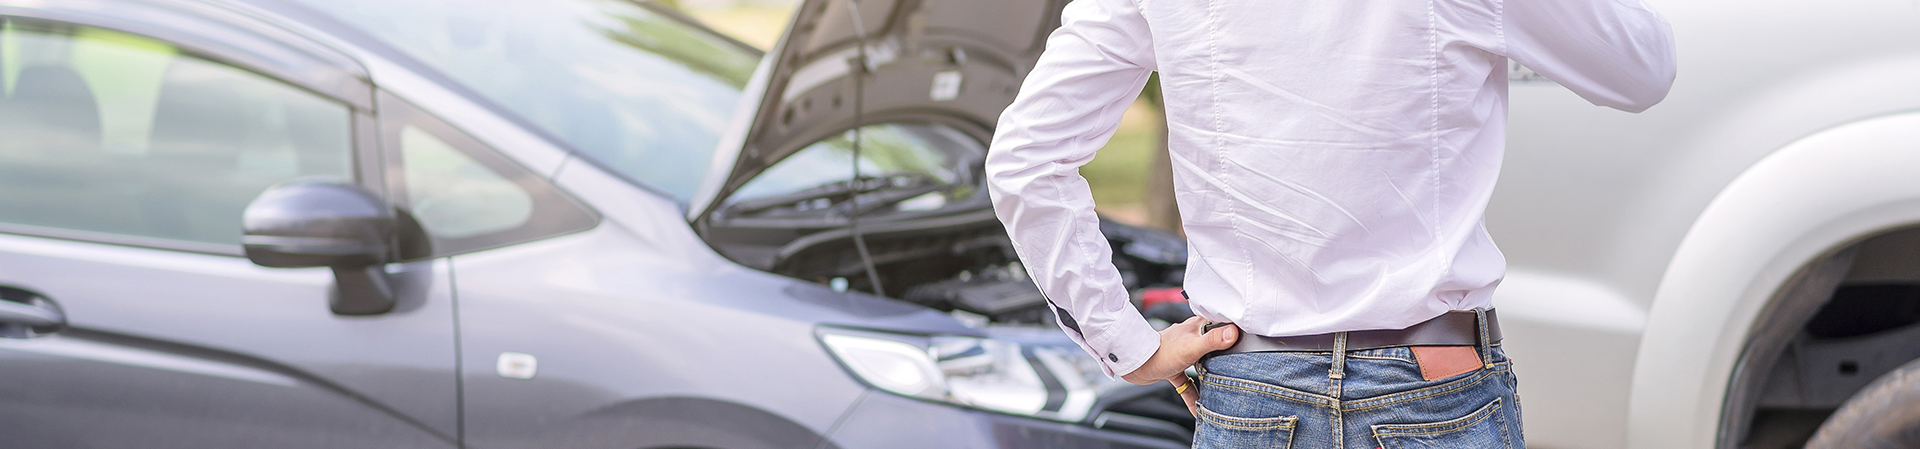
[846,0,887,297]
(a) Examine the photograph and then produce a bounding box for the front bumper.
[826,390,1188,449]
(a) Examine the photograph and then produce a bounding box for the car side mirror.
[242,177,398,315]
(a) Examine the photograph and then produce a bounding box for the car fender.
[554,396,840,449]
[1627,112,1920,448]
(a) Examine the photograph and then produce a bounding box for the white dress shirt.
[985,0,1676,376]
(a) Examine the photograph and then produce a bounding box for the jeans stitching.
[1197,404,1298,429]
[1345,367,1502,411]
[1201,361,1512,411]
[1370,398,1502,433]
[1330,332,1346,449]
[1204,350,1518,448]
[1343,366,1511,412]
[1329,377,1345,448]
[1499,401,1513,449]
[1370,403,1502,437]
[1347,354,1415,364]
[1284,420,1298,448]
[1202,375,1334,406]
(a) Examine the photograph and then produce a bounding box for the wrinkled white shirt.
[985,0,1675,376]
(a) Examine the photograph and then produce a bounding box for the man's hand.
[1122,316,1239,384]
[1118,317,1237,416]
[1120,317,1237,415]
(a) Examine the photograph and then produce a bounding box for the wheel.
[1805,356,1920,449]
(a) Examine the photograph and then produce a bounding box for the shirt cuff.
[1086,305,1163,378]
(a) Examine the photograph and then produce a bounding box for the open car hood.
[688,0,1070,220]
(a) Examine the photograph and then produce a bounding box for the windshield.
[296,0,756,201]
[724,123,983,219]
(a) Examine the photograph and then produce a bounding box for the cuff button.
[1108,353,1119,362]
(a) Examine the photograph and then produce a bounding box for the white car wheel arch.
[1631,112,1920,448]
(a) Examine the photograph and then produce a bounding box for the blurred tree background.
[677,0,1182,234]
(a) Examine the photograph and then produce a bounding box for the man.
[984,0,1675,446]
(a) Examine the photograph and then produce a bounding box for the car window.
[298,0,755,202]
[0,19,352,248]
[723,122,984,218]
[379,92,597,259]
[400,126,533,239]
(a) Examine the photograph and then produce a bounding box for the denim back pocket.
[1371,398,1512,449]
[1195,404,1297,448]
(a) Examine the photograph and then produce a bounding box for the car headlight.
[818,328,1116,422]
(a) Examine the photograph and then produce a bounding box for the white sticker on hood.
[931,71,963,101]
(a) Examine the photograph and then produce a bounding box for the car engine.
[766,216,1189,325]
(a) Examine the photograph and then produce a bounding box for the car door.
[0,9,459,448]
[368,88,604,449]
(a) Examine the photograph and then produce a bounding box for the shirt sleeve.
[1506,0,1678,112]
[983,0,1161,378]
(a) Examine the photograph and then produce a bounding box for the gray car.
[0,0,1199,447]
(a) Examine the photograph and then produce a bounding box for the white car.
[1490,0,1920,448]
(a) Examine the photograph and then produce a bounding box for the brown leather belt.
[1216,309,1501,354]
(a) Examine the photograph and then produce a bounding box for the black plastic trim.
[1721,245,1860,448]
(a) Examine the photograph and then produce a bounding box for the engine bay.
[715,213,1191,326]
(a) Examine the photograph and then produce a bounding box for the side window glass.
[379,93,597,259]
[400,126,532,239]
[0,19,353,248]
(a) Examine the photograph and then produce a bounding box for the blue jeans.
[1193,343,1524,448]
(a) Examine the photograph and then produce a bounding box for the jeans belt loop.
[1329,331,1348,380]
[1473,307,1493,369]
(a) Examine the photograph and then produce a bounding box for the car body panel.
[1492,0,1920,308]
[0,0,461,444]
[1628,113,1920,448]
[1490,0,1920,446]
[449,228,859,447]
[1486,271,1646,448]
[828,391,1187,449]
[551,151,980,338]
[212,3,986,446]
[0,0,1188,448]
[45,0,1920,446]
[446,155,985,448]
[0,233,459,447]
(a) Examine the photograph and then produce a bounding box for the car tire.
[1804,356,1920,449]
